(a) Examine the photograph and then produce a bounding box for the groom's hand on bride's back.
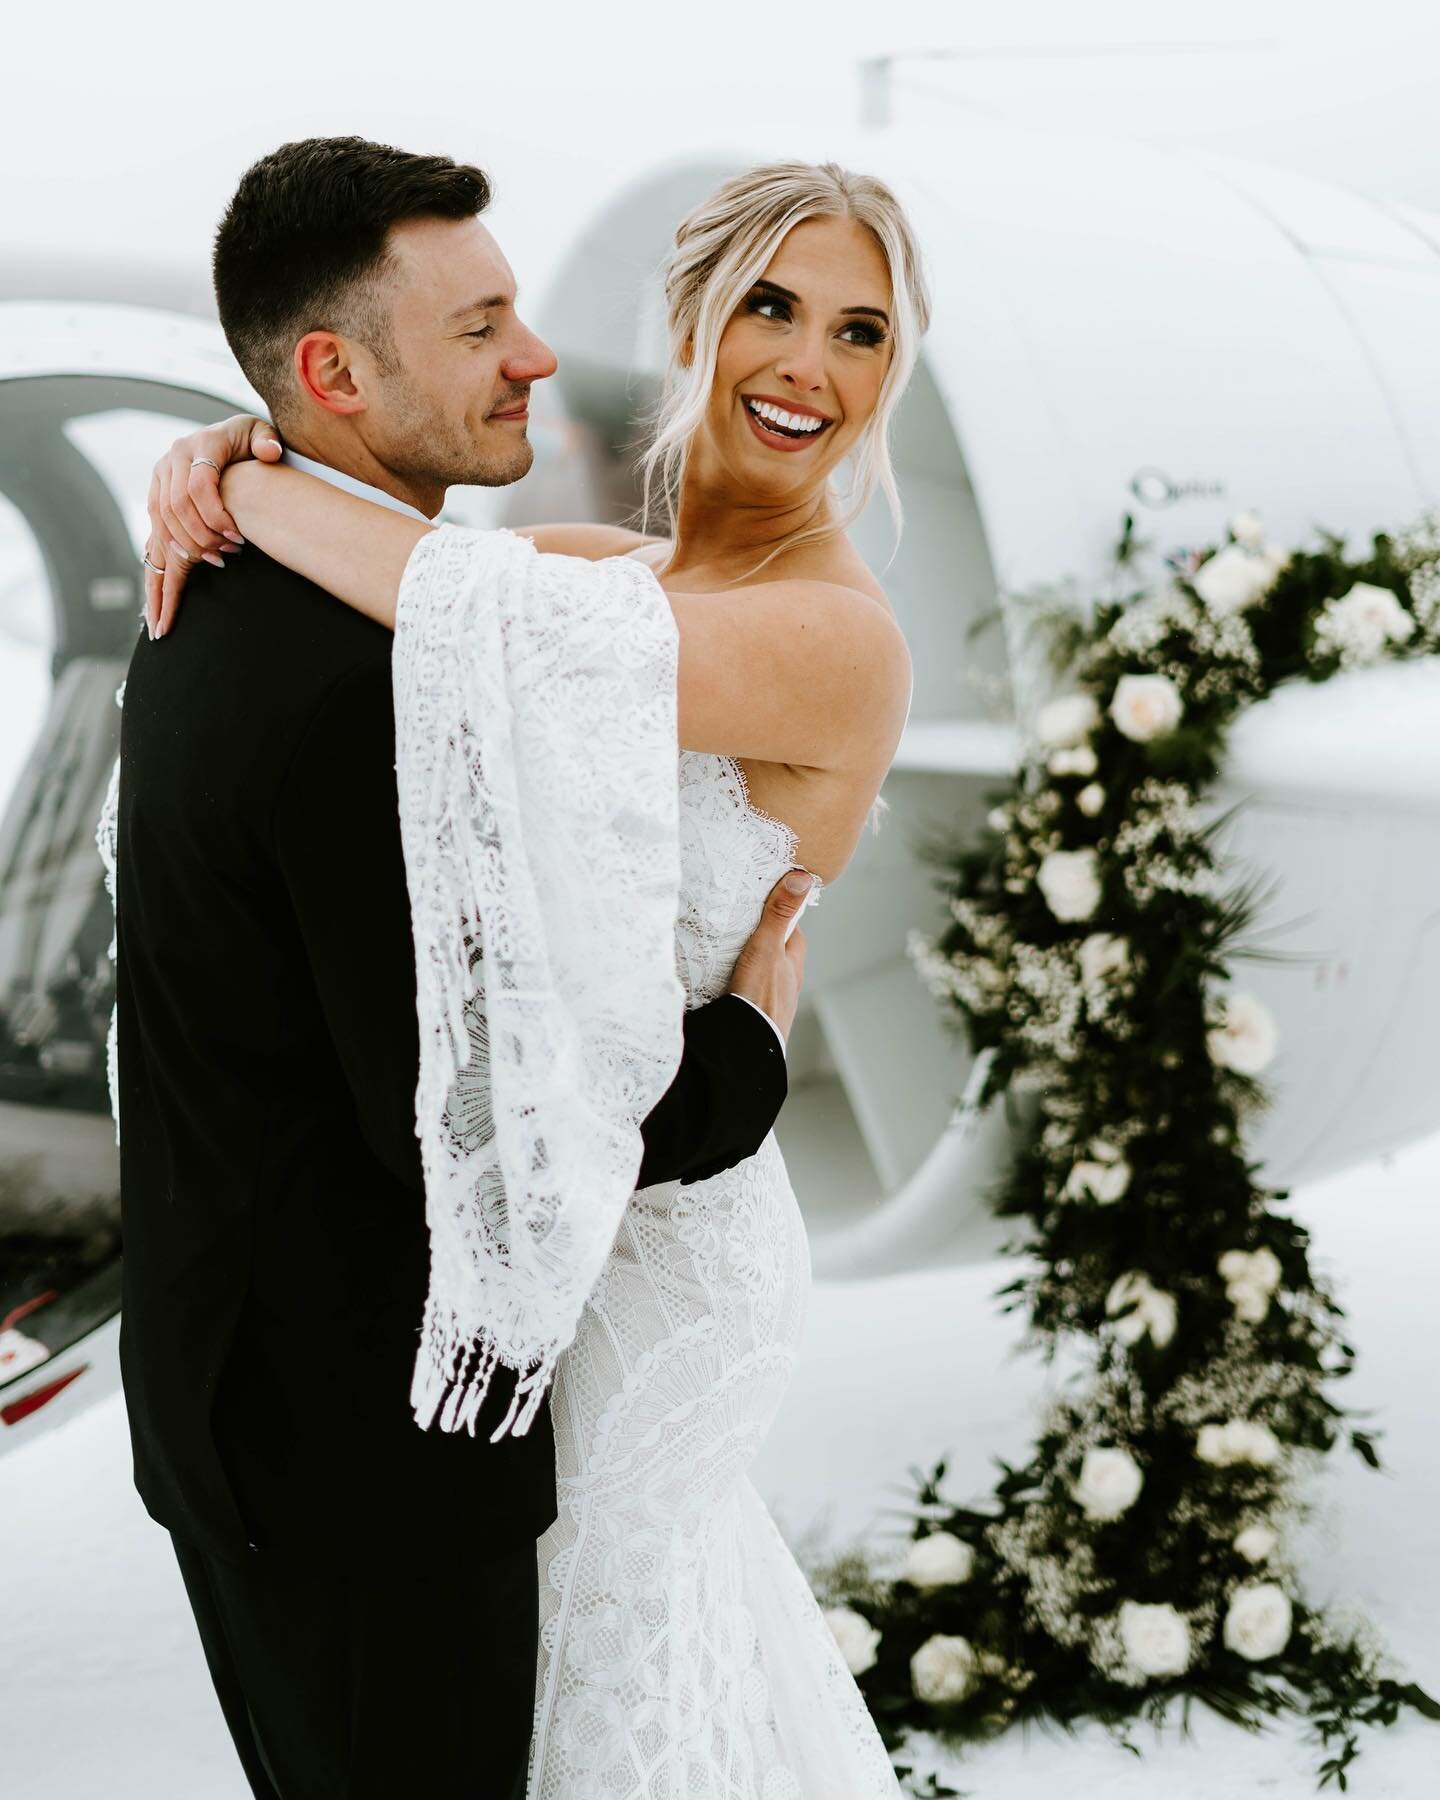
[727,869,814,1045]
[141,413,281,636]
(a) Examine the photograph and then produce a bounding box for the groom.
[117,137,811,1800]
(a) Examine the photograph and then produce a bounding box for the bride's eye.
[745,294,790,323]
[839,321,888,348]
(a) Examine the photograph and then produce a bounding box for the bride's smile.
[741,392,834,449]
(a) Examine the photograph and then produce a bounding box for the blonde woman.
[146,156,928,1797]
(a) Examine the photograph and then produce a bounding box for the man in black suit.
[117,136,810,1800]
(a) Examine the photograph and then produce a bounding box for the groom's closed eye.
[445,291,515,337]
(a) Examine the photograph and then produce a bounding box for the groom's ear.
[293,330,369,419]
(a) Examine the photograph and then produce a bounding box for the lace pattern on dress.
[674,752,821,1012]
[528,751,899,1799]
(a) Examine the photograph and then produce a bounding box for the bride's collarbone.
[637,539,891,612]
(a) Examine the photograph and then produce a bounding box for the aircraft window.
[65,408,216,559]
[0,385,220,1388]
[0,493,50,812]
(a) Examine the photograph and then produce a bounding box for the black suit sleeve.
[274,659,788,1200]
[274,658,429,1194]
[637,996,788,1188]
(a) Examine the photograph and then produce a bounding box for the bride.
[145,159,930,1799]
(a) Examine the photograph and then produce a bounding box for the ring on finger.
[141,554,165,574]
[191,457,221,473]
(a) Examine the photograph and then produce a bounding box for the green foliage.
[844,508,1440,1786]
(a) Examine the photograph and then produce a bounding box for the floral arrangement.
[813,506,1440,1791]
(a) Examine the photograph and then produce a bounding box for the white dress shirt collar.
[281,447,440,524]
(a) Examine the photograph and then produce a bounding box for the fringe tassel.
[409,1293,558,1443]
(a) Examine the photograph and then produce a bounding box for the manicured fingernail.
[220,541,243,553]
[224,531,245,544]
[202,552,224,568]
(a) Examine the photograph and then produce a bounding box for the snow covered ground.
[2,1132,1437,1799]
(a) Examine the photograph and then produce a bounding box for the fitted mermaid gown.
[527,749,903,1799]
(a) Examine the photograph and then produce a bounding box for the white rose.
[1079,932,1130,992]
[1106,1270,1149,1318]
[905,1531,975,1589]
[1218,1247,1283,1321]
[1262,542,1293,580]
[1037,848,1102,922]
[1196,1419,1282,1468]
[1218,1247,1282,1294]
[824,1606,881,1677]
[1247,1247,1283,1292]
[1206,990,1278,1076]
[1106,1271,1178,1349]
[1073,1446,1144,1522]
[1315,581,1416,665]
[1141,1287,1178,1348]
[1064,1145,1131,1205]
[1228,1280,1271,1323]
[1047,744,1099,779]
[1077,782,1106,817]
[911,1633,979,1705]
[986,806,1010,832]
[1234,1522,1279,1565]
[1223,1582,1293,1661]
[1110,672,1184,742]
[1230,509,1266,550]
[1036,692,1100,749]
[1230,1421,1281,1466]
[1192,542,1279,615]
[1118,1600,1193,1679]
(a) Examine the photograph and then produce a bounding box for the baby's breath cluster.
[812,508,1440,1794]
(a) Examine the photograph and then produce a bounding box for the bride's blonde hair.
[639,161,931,578]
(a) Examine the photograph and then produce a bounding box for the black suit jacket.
[114,546,786,1570]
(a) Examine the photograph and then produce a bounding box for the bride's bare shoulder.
[625,539,674,570]
[513,524,665,561]
[748,533,892,615]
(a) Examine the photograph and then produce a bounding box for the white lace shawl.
[393,525,685,1440]
[97,526,687,1444]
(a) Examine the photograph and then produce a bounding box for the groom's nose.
[504,322,559,384]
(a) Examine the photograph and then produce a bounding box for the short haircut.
[212,135,492,421]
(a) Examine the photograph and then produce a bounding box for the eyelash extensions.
[745,293,888,348]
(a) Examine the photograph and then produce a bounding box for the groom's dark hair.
[213,135,492,424]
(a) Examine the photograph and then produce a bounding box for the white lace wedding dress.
[527,749,903,1800]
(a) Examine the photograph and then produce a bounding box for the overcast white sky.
[4,0,1439,310]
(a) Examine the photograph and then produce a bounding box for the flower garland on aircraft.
[812,507,1440,1792]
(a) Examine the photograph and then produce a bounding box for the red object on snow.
[1,1364,89,1427]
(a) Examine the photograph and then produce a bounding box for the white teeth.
[745,398,826,435]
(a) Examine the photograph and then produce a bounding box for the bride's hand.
[141,415,283,637]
